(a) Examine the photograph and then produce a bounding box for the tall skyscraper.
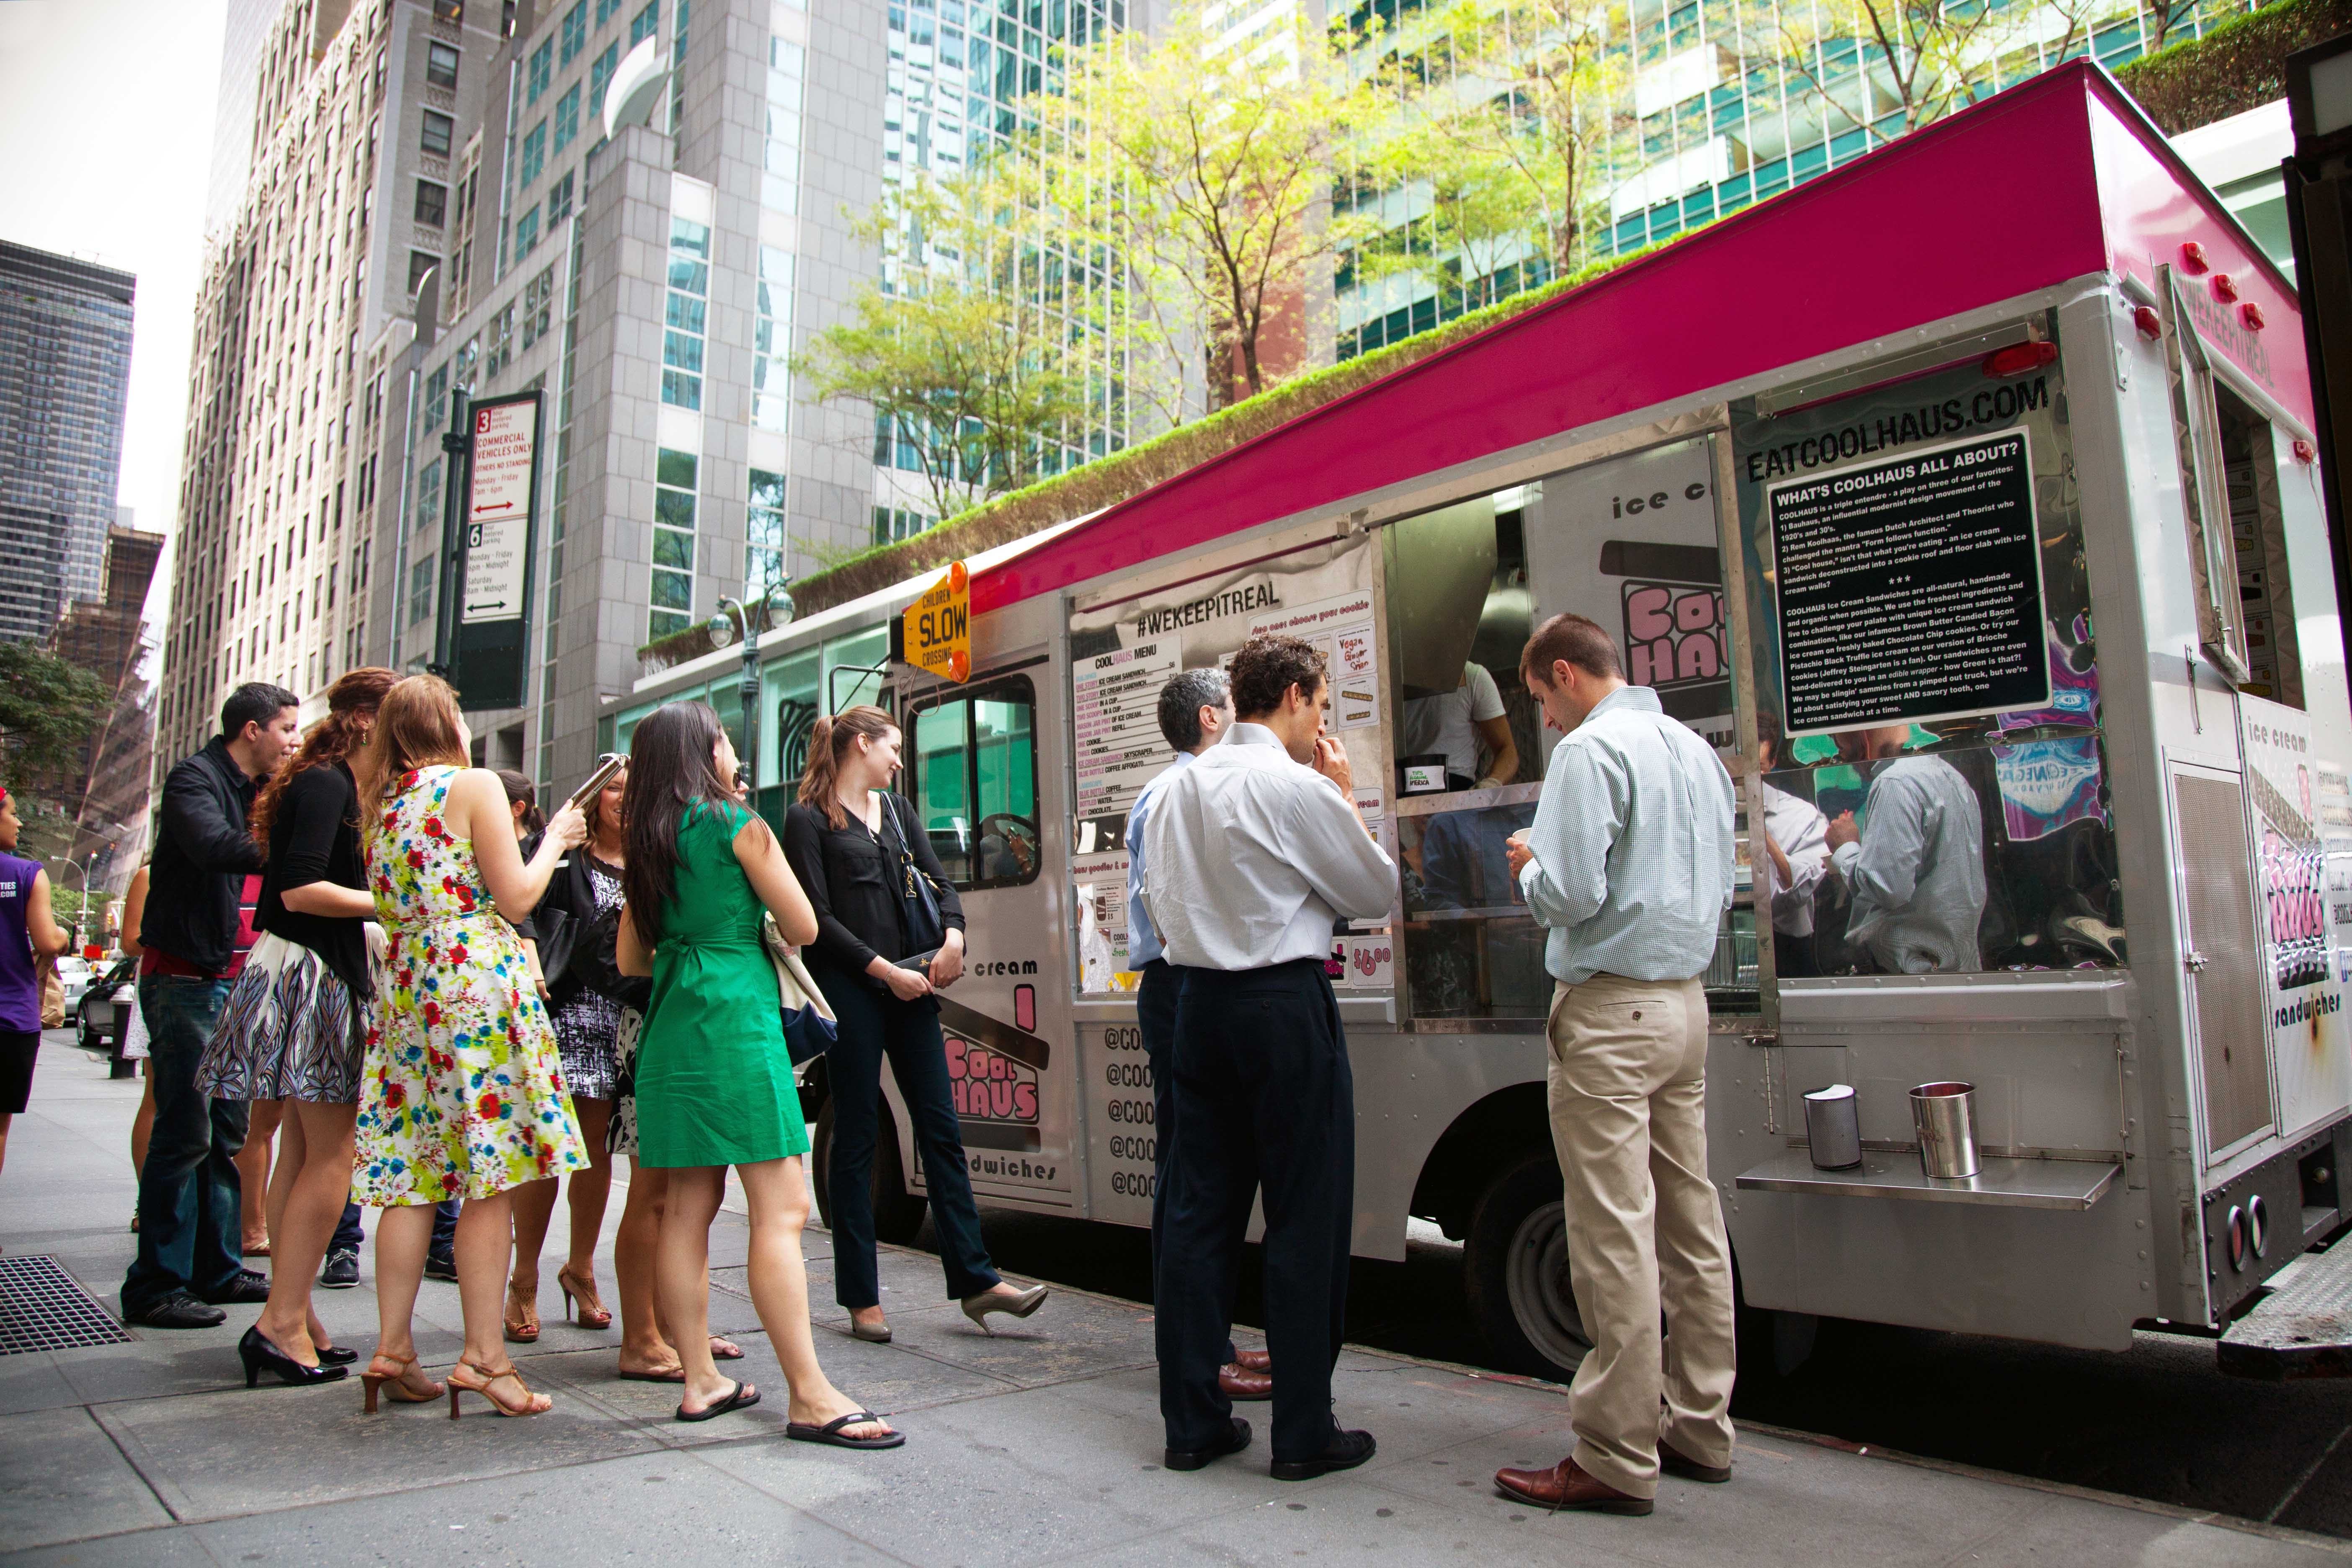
[154,0,506,770]
[0,242,135,645]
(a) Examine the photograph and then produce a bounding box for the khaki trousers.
[1546,972,1737,1498]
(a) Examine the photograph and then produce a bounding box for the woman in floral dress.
[351,676,588,1418]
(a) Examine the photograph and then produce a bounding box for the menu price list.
[1073,639,1182,819]
[1770,430,2048,734]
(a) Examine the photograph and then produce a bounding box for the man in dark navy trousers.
[1141,633,1395,1479]
[1123,668,1272,1403]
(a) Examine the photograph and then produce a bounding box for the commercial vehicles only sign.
[464,398,536,625]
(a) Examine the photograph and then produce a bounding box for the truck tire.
[810,1096,928,1246]
[1463,1149,1591,1382]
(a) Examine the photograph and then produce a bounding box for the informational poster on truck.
[2244,695,2352,1134]
[1526,439,1730,748]
[1067,536,1386,998]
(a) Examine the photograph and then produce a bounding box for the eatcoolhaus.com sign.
[1768,429,2049,733]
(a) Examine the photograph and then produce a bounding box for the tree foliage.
[0,641,112,790]
[795,174,1096,526]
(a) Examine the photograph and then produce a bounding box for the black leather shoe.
[317,1344,359,1366]
[1270,1427,1377,1481]
[319,1248,360,1289]
[205,1269,270,1305]
[424,1248,459,1283]
[1164,1416,1252,1472]
[239,1325,350,1387]
[127,1292,227,1329]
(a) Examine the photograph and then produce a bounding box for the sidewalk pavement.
[4,1037,2345,1567]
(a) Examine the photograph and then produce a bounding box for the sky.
[0,0,231,611]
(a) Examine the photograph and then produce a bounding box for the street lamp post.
[66,852,97,954]
[710,580,794,812]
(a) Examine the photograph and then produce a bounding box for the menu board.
[1248,589,1380,731]
[1073,639,1183,821]
[1768,429,2048,734]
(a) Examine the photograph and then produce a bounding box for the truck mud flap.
[2218,1243,2352,1379]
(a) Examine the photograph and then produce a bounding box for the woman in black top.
[783,705,1047,1341]
[197,668,399,1388]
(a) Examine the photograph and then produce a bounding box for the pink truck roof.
[973,60,2306,618]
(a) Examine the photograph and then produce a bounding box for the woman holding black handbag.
[503,763,632,1343]
[784,705,1047,1344]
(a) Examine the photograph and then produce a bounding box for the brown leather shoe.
[1233,1347,1272,1373]
[1660,1440,1731,1484]
[1493,1457,1653,1515]
[1218,1362,1273,1401]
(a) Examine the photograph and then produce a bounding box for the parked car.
[54,955,96,1011]
[75,958,137,1056]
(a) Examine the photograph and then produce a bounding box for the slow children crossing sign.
[903,561,972,682]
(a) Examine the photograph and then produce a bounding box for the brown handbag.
[38,955,64,1029]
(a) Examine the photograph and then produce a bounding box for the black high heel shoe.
[317,1344,359,1366]
[239,1325,349,1388]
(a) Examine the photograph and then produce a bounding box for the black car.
[75,957,138,1057]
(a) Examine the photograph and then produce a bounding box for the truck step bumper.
[2219,1241,2352,1379]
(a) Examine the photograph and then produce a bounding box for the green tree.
[1039,1,1385,410]
[797,174,1096,525]
[0,640,111,789]
[1749,0,2065,140]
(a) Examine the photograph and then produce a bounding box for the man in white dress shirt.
[1496,611,1738,1516]
[1825,726,1986,973]
[1141,632,1395,1480]
[1123,668,1272,1404]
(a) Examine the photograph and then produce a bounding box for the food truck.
[616,61,2352,1379]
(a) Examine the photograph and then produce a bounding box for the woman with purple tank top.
[0,786,72,1204]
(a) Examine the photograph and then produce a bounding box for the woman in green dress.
[616,701,900,1446]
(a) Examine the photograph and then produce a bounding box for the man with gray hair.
[1123,667,1269,1403]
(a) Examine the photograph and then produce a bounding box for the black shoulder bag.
[879,793,948,962]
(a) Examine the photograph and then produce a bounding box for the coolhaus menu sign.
[1767,429,2049,733]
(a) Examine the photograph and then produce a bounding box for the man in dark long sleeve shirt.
[122,683,299,1328]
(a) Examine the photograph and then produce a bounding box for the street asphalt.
[3,1034,2346,1565]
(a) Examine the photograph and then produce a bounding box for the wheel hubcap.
[1505,1199,1591,1372]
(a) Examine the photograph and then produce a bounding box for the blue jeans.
[814,959,1001,1311]
[333,1199,459,1253]
[122,975,249,1314]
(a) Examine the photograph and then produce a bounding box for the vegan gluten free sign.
[1769,429,2048,734]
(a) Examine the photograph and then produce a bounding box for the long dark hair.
[622,701,738,945]
[796,705,897,830]
[250,667,400,855]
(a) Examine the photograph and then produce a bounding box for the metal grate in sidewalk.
[0,1254,134,1354]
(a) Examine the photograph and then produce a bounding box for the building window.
[408,556,436,626]
[661,214,708,411]
[426,41,460,90]
[433,0,466,23]
[650,445,696,640]
[560,0,587,63]
[589,41,619,113]
[421,109,454,156]
[413,179,448,227]
[872,505,930,545]
[520,120,547,186]
[554,83,580,152]
[748,469,787,598]
[595,0,622,27]
[545,168,575,222]
[514,203,541,257]
[407,248,441,296]
[418,457,443,515]
[763,36,803,216]
[527,38,553,102]
[484,302,516,379]
[753,244,792,433]
[629,1,658,46]
[421,362,450,433]
[521,263,557,348]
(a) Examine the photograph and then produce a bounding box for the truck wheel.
[810,1097,928,1246]
[1463,1150,1590,1382]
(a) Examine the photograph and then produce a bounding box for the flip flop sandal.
[618,1366,688,1383]
[675,1379,760,1423]
[710,1338,744,1361]
[786,1409,905,1450]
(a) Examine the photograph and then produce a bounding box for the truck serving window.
[907,676,1039,891]
[1730,322,2125,978]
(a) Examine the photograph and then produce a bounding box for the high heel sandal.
[446,1360,551,1418]
[959,1283,1048,1335]
[503,1280,541,1343]
[361,1352,444,1413]
[556,1264,611,1329]
[239,1325,348,1388]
